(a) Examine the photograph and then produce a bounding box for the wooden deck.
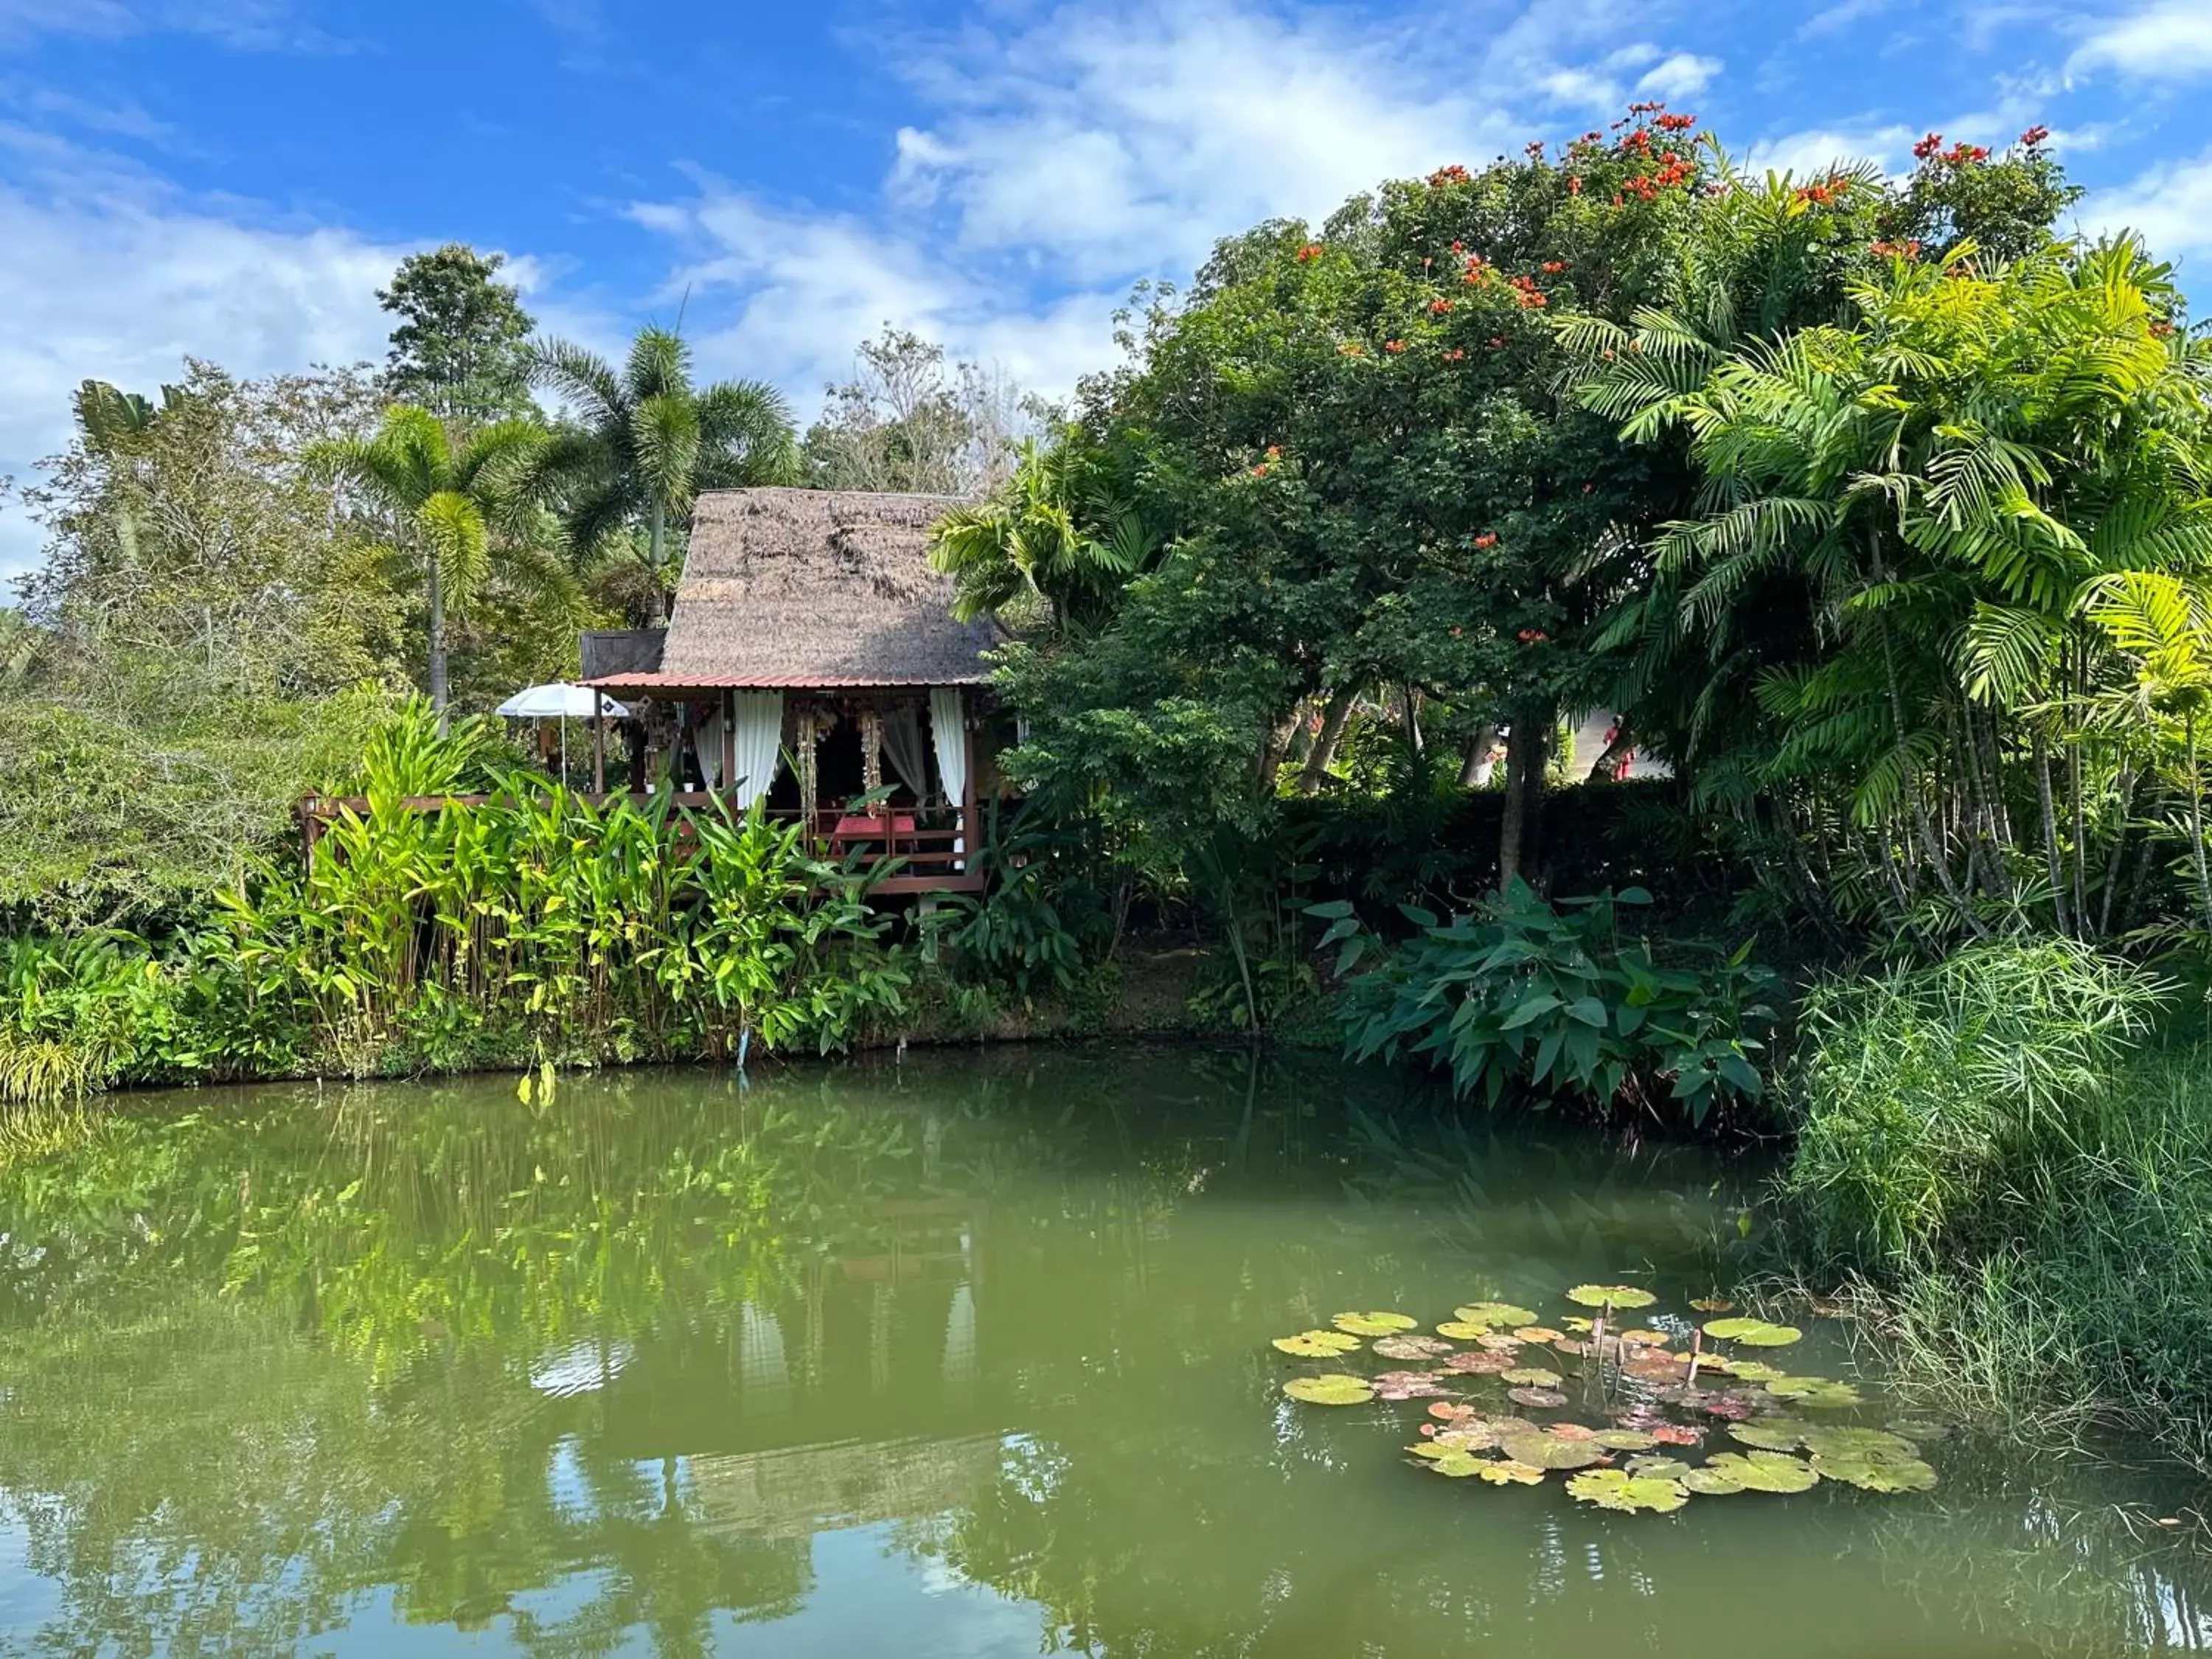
[296,792,985,896]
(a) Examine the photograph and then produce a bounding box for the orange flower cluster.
[1655,111,1697,132]
[1542,260,1568,274]
[1869,238,1922,260]
[1517,628,1548,644]
[1913,132,1988,166]
[1475,532,1500,549]
[1337,342,1363,356]
[1384,338,1408,353]
[1524,139,1546,159]
[1295,243,1323,262]
[1568,175,1583,195]
[1509,274,1547,308]
[1427,163,1470,187]
[1489,335,1507,347]
[1430,296,1455,313]
[1792,174,1850,205]
[2020,124,2050,146]
[2152,320,2177,338]
[1251,464,1268,477]
[1265,445,1282,459]
[1442,347,1467,361]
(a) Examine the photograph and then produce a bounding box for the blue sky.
[3,0,2211,574]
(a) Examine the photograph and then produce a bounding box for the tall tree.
[377,245,537,426]
[527,327,799,625]
[311,406,575,716]
[801,327,1031,495]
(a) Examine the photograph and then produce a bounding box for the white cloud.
[2067,1,2212,82]
[1742,122,1916,179]
[2079,147,2212,263]
[1636,52,1722,101]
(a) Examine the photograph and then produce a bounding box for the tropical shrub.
[1317,881,1777,1124]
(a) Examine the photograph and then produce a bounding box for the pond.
[0,1048,2207,1657]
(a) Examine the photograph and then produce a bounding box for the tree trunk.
[650,498,673,622]
[1459,723,1498,787]
[427,548,449,727]
[1585,719,1633,784]
[2188,712,2212,939]
[1296,684,1359,796]
[2035,729,2070,934]
[1498,706,1552,890]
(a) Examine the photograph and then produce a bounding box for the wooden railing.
[296,793,984,894]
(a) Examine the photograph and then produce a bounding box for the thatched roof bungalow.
[582,487,996,894]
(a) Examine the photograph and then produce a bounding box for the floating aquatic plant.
[1509,1385,1571,1408]
[1765,1377,1863,1409]
[1282,1374,1374,1405]
[1498,1427,1609,1468]
[1500,1367,1562,1388]
[1333,1311,1418,1336]
[1727,1422,1809,1452]
[1567,1284,1657,1309]
[1479,1460,1546,1485]
[1702,1450,1819,1492]
[1689,1297,1736,1313]
[1702,1317,1801,1347]
[1568,1469,1689,1512]
[1512,1326,1566,1343]
[1273,1329,1363,1357]
[1372,1334,1454,1361]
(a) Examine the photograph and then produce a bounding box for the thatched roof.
[588,488,995,689]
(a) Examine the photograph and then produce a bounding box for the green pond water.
[0,1048,2208,1657]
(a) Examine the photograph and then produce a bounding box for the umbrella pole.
[593,695,606,796]
[560,716,568,787]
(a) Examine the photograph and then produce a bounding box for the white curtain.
[929,686,968,866]
[739,1299,791,1419]
[697,703,724,790]
[729,691,784,809]
[880,703,931,802]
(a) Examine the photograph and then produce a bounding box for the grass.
[1779,939,2212,1470]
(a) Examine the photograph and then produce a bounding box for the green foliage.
[801,326,1034,495]
[1321,880,1777,1124]
[922,811,1088,1001]
[376,243,538,425]
[1784,939,2168,1265]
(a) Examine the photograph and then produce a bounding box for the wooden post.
[722,688,737,809]
[592,694,606,796]
[961,715,978,877]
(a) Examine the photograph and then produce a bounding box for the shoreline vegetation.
[10,108,2212,1490]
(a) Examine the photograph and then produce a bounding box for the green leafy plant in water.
[1478,1460,1547,1485]
[1704,1317,1802,1346]
[1316,882,1777,1127]
[1283,1374,1374,1405]
[1501,1368,1562,1388]
[1702,1451,1820,1492]
[1766,1377,1863,1408]
[1451,1301,1538,1327]
[1567,1284,1657,1308]
[1568,1469,1691,1513]
[1273,1329,1363,1357]
[1332,1311,1417,1335]
[1727,1422,1810,1452]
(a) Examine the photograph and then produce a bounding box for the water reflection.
[0,1048,2203,1656]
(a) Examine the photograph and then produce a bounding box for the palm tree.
[526,327,799,624]
[310,405,576,717]
[927,434,1154,631]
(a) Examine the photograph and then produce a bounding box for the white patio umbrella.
[496,684,630,785]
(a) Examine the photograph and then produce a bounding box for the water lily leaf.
[1501,1368,1562,1388]
[1453,1302,1539,1328]
[1333,1311,1418,1336]
[1408,1441,1458,1459]
[1509,1386,1571,1408]
[1476,1333,1526,1352]
[1697,1394,1759,1420]
[1427,1450,1489,1477]
[1800,1427,1919,1462]
[1689,1297,1736,1313]
[1443,1349,1516,1375]
[1703,1450,1819,1493]
[1703,1318,1801,1347]
[1618,1329,1672,1348]
[1627,1455,1694,1481]
[1885,1417,1952,1442]
[1812,1455,1937,1493]
[1428,1401,1477,1423]
[1722,1360,1784,1382]
[1568,1469,1689,1513]
[1371,1370,1452,1400]
[1567,1284,1658,1309]
[1283,1374,1374,1405]
[1594,1428,1658,1450]
[1273,1329,1363,1357]
[1727,1422,1809,1452]
[1512,1326,1566,1343]
[1765,1378,1863,1409]
[1680,1466,1747,1495]
[1625,1354,1687,1382]
[1649,1422,1705,1447]
[1478,1459,1547,1485]
[1498,1428,1609,1468]
[1546,1422,1599,1441]
[1373,1334,1455,1361]
[1563,1316,1596,1333]
[1433,1422,1504,1452]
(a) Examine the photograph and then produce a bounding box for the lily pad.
[1593,1427,1658,1450]
[1443,1349,1516,1375]
[1453,1302,1540,1329]
[1547,1422,1599,1441]
[1680,1466,1747,1495]
[1512,1326,1566,1343]
[1432,1422,1504,1453]
[1722,1360,1785,1382]
[1371,1370,1452,1400]
[1800,1426,1919,1463]
[1618,1328,1673,1348]
[1703,1318,1802,1348]
[1333,1311,1419,1337]
[1501,1367,1562,1388]
[1509,1386,1571,1408]
[1426,1450,1489,1477]
[1567,1284,1658,1310]
[1727,1422,1809,1452]
[1272,1329,1363,1357]
[1703,1450,1819,1493]
[1764,1377,1863,1409]
[1428,1401,1477,1423]
[1627,1455,1695,1481]
[1697,1394,1759,1420]
[1373,1334,1455,1361]
[1476,1333,1526,1352]
[1563,1316,1596,1334]
[1478,1459,1547,1485]
[1283,1374,1374,1405]
[1886,1417,1952,1443]
[1812,1455,1938,1493]
[1498,1428,1610,1469]
[1649,1422,1705,1447]
[1689,1296,1736,1313]
[1568,1469,1689,1513]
